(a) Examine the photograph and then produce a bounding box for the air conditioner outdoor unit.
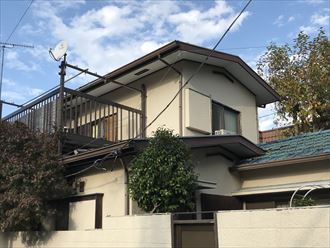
[214,129,235,135]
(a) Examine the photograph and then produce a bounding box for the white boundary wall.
[217,206,330,248]
[1,207,329,248]
[0,214,172,248]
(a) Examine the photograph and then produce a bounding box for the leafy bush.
[129,127,198,213]
[293,196,315,207]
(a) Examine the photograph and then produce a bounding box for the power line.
[258,112,276,119]
[5,0,34,42]
[57,0,253,177]
[219,43,294,51]
[134,0,253,142]
[77,0,254,174]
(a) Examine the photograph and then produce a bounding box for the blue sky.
[0,0,329,130]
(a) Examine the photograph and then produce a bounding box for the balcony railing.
[3,87,144,142]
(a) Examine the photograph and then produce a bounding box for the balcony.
[2,87,144,153]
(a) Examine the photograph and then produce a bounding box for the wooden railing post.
[141,84,146,138]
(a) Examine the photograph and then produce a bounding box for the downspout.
[119,157,130,215]
[158,57,183,136]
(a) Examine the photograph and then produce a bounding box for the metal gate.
[172,212,218,248]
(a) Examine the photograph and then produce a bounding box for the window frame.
[211,100,241,135]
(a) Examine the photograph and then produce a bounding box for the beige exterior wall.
[60,61,260,228]
[103,67,181,137]
[183,61,258,143]
[68,161,127,230]
[0,214,172,248]
[217,206,330,248]
[69,150,240,223]
[240,160,330,189]
[193,149,240,196]
[100,60,259,142]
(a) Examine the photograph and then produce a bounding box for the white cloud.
[274,15,296,27]
[259,117,275,131]
[299,9,329,34]
[273,15,284,27]
[2,79,43,103]
[305,0,324,5]
[29,1,250,76]
[2,78,16,86]
[168,1,250,44]
[299,25,317,34]
[288,16,295,22]
[55,0,86,9]
[311,13,330,25]
[1,0,251,107]
[258,104,276,131]
[5,50,38,72]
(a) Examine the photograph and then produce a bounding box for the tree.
[0,121,70,231]
[257,28,330,135]
[129,127,198,213]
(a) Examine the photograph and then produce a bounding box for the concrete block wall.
[217,206,330,248]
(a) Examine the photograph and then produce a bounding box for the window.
[212,101,239,134]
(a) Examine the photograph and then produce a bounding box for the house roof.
[236,129,330,171]
[63,134,265,166]
[78,40,280,106]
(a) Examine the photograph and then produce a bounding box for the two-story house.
[4,41,329,231]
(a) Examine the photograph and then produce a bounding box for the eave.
[78,41,280,106]
[62,135,265,167]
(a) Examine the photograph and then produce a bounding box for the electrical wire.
[5,0,34,42]
[258,112,276,118]
[61,55,176,157]
[62,0,253,176]
[127,0,253,144]
[90,0,253,172]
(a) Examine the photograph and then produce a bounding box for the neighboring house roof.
[78,40,280,106]
[259,125,293,143]
[236,129,330,171]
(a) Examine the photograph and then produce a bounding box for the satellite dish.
[50,40,68,61]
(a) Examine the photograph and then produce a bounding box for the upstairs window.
[212,101,239,134]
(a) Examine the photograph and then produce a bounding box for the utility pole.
[58,54,66,154]
[0,42,34,118]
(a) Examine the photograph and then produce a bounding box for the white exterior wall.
[2,207,329,248]
[0,214,172,248]
[183,61,258,143]
[217,206,330,248]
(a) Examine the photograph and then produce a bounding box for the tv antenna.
[0,42,34,118]
[49,40,68,61]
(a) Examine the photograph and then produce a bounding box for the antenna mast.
[0,42,34,118]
